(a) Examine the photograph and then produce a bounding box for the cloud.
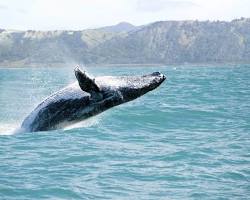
[137,0,198,12]
[0,4,8,10]
[17,8,28,14]
[0,0,249,30]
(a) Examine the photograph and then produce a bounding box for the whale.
[20,67,166,132]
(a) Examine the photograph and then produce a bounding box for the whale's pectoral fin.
[74,67,100,93]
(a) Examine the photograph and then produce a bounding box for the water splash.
[0,122,19,135]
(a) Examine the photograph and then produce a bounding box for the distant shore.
[1,18,250,67]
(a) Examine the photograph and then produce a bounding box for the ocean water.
[0,65,249,199]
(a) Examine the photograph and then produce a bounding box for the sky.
[0,0,249,30]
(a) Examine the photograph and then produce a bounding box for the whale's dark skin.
[20,67,166,132]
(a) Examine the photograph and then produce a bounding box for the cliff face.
[1,19,250,66]
[0,29,124,66]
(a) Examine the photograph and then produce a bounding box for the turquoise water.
[0,65,249,199]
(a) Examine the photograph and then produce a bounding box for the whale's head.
[96,71,166,103]
[75,67,166,105]
[120,71,166,102]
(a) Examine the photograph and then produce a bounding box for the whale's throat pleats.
[74,67,100,93]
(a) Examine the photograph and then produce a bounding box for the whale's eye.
[151,72,161,76]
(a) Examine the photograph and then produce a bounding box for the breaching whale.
[20,67,166,132]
